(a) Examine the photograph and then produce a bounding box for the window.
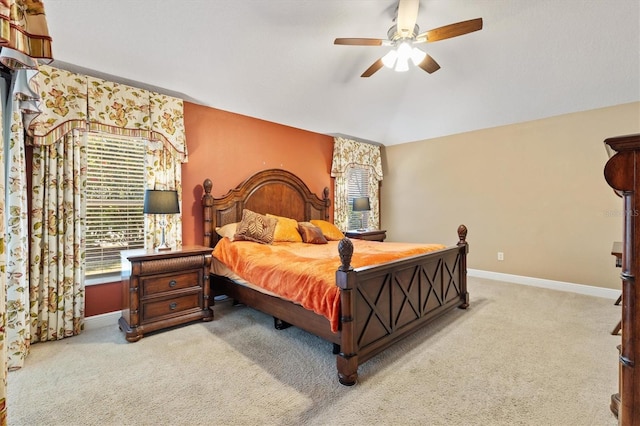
[86,134,146,276]
[347,166,370,230]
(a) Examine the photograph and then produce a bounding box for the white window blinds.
[86,134,145,275]
[347,166,370,230]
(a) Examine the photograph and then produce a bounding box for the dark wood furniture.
[612,241,623,335]
[604,134,640,424]
[201,169,469,385]
[345,229,387,242]
[119,246,213,342]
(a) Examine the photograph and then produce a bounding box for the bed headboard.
[202,169,331,247]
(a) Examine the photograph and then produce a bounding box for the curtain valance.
[0,0,53,62]
[87,76,150,138]
[150,92,187,162]
[27,65,187,162]
[331,136,383,181]
[28,65,87,145]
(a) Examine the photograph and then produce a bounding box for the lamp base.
[155,226,171,251]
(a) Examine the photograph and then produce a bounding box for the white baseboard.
[84,311,120,331]
[467,269,620,300]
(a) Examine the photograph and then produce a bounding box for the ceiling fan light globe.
[394,57,410,72]
[396,42,412,62]
[410,47,426,66]
[381,50,398,68]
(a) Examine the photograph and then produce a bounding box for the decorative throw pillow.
[234,209,277,244]
[298,222,328,244]
[267,214,303,243]
[310,220,345,241]
[215,222,238,240]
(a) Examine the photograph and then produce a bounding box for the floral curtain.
[28,66,87,347]
[150,92,187,163]
[144,92,186,249]
[144,139,183,250]
[30,129,86,342]
[4,66,40,371]
[0,1,53,422]
[0,69,7,426]
[331,137,383,231]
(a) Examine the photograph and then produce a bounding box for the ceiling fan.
[334,0,483,77]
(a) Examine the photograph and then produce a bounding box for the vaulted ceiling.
[45,1,640,146]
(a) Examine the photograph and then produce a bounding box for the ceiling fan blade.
[334,38,384,46]
[416,18,483,43]
[417,54,440,74]
[361,59,384,78]
[396,0,419,37]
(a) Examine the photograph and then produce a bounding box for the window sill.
[85,273,121,286]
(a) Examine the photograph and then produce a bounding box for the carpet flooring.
[7,277,621,425]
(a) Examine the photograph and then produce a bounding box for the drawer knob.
[168,280,177,288]
[169,302,178,310]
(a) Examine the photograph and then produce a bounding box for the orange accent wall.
[87,102,334,316]
[85,281,121,317]
[181,101,334,246]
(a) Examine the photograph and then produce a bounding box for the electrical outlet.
[497,252,504,261]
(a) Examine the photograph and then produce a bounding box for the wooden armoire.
[604,133,640,425]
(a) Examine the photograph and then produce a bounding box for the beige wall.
[382,102,640,290]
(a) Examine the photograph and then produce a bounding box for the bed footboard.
[336,225,469,385]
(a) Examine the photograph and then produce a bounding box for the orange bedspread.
[212,238,446,332]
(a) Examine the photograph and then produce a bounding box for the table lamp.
[352,197,370,231]
[143,189,180,251]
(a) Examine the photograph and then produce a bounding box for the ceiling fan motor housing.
[388,24,420,42]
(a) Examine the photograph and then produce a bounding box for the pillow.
[297,222,328,244]
[215,222,238,240]
[234,209,277,244]
[266,214,303,243]
[310,220,345,241]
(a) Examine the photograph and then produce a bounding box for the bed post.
[203,178,214,247]
[457,224,470,309]
[323,187,331,221]
[336,237,358,386]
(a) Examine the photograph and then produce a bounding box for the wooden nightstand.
[119,245,213,342]
[345,229,386,242]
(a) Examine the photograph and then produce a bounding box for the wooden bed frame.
[201,169,469,385]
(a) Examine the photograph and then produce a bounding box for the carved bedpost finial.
[457,224,468,245]
[338,238,354,271]
[203,178,214,248]
[203,178,212,195]
[202,179,214,210]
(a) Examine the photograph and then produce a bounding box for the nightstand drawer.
[141,271,200,296]
[141,293,201,322]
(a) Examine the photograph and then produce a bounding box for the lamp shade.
[352,197,371,212]
[143,190,180,214]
